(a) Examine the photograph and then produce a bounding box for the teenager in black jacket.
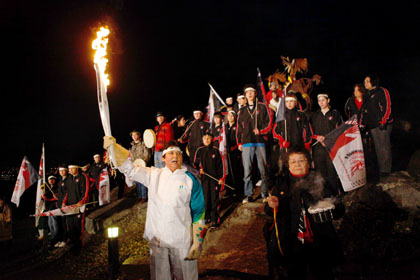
[310,93,343,196]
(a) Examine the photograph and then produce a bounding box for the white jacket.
[119,159,205,249]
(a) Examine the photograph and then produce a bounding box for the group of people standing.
[35,154,110,251]
[117,73,391,279]
[13,72,392,279]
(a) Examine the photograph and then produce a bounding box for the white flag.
[324,116,367,192]
[219,122,228,176]
[32,204,82,217]
[98,167,110,206]
[35,144,46,227]
[11,157,39,207]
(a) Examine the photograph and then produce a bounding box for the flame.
[92,27,110,87]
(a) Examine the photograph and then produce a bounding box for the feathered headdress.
[281,56,308,81]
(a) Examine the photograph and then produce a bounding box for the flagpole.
[42,143,46,183]
[208,83,227,106]
[227,152,235,184]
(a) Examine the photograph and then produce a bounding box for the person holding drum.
[265,146,344,280]
[129,129,152,202]
[154,112,174,168]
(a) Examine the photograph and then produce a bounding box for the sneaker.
[210,222,219,229]
[54,242,60,248]
[58,241,67,248]
[242,196,254,204]
[256,180,263,187]
[262,197,268,203]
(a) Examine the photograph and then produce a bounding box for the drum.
[143,129,156,148]
[308,200,335,223]
[133,158,146,167]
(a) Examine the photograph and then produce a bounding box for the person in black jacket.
[236,84,272,203]
[310,93,344,196]
[364,75,393,179]
[344,84,368,128]
[41,175,59,246]
[226,110,243,195]
[273,92,312,170]
[56,165,70,248]
[211,111,224,148]
[179,109,210,162]
[193,133,225,228]
[63,165,89,249]
[345,84,376,181]
[265,147,344,280]
[89,154,106,204]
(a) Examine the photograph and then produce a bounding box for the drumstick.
[267,193,284,256]
[202,172,235,191]
[179,119,196,141]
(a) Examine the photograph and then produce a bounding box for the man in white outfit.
[103,138,207,280]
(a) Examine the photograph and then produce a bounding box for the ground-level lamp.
[107,226,119,279]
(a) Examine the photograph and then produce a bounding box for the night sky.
[1,0,419,168]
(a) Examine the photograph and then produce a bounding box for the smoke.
[310,197,336,211]
[292,171,328,203]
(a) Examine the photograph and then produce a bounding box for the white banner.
[98,167,110,206]
[326,119,366,192]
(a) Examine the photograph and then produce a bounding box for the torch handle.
[94,63,117,168]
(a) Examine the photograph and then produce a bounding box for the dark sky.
[1,0,419,168]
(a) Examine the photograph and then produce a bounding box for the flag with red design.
[35,144,46,226]
[206,84,224,125]
[219,123,228,176]
[98,167,110,206]
[11,156,39,207]
[32,204,83,216]
[324,115,366,192]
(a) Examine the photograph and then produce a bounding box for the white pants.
[149,243,198,280]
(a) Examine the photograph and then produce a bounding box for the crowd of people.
[102,73,392,279]
[0,73,393,279]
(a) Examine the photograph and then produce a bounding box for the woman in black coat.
[265,146,344,280]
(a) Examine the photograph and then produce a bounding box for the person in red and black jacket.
[193,132,225,228]
[179,109,210,162]
[344,83,369,129]
[56,165,70,247]
[226,110,242,194]
[211,111,223,148]
[42,175,59,246]
[273,92,312,161]
[154,112,174,168]
[63,165,89,249]
[310,93,344,196]
[236,84,272,203]
[89,154,107,204]
[364,75,393,179]
[265,82,283,106]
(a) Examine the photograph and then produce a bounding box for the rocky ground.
[1,170,420,280]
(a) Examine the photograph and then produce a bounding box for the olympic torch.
[92,27,116,168]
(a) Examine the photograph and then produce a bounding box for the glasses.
[289,159,307,165]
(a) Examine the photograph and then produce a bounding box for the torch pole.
[94,63,116,169]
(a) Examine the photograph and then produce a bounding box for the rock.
[85,188,138,234]
[378,171,420,215]
[407,150,420,180]
[335,173,420,277]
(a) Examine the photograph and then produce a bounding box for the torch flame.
[92,27,110,87]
